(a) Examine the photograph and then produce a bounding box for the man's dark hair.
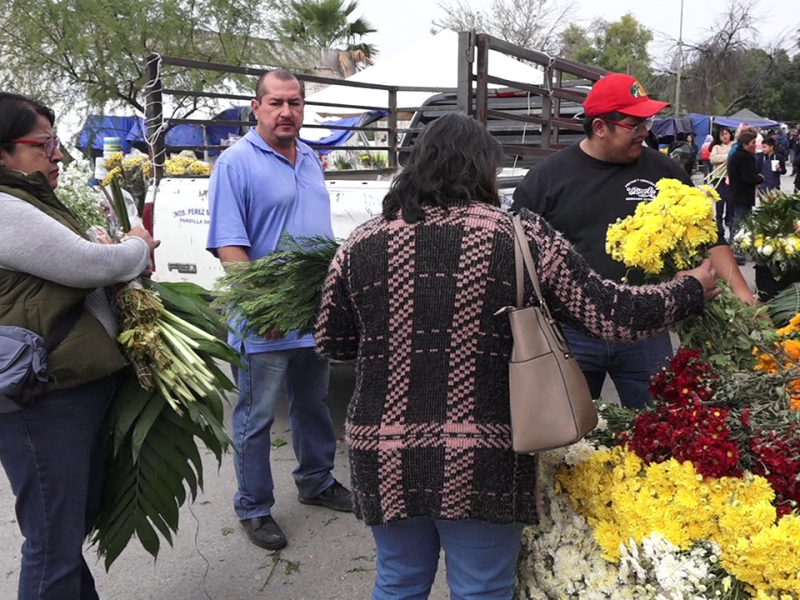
[382,113,504,223]
[0,92,55,156]
[763,136,776,148]
[255,70,305,101]
[583,112,627,138]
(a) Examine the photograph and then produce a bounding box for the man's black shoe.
[735,255,746,266]
[298,480,353,512]
[240,516,287,550]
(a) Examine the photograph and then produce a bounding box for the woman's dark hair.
[0,92,55,156]
[383,113,504,223]
[738,130,758,146]
[715,128,732,144]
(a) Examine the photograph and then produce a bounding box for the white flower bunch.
[618,534,719,599]
[518,442,723,600]
[57,159,109,233]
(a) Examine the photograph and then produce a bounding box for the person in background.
[710,128,734,240]
[776,124,791,162]
[0,92,158,600]
[206,70,352,553]
[512,73,754,411]
[790,129,799,176]
[728,129,764,264]
[758,136,786,193]
[313,112,719,600]
[700,134,714,180]
[794,147,800,192]
[684,132,698,176]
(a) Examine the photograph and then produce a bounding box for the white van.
[146,176,519,291]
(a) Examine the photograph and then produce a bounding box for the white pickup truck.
[147,176,518,291]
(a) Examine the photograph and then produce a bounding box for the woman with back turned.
[314,112,718,600]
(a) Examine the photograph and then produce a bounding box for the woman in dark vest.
[0,92,158,600]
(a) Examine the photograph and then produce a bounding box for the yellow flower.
[606,178,717,275]
[100,166,122,187]
[103,151,123,170]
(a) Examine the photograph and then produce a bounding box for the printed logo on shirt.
[624,179,657,202]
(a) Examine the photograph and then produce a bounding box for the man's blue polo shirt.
[206,129,334,354]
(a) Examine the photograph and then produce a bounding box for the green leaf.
[143,429,200,498]
[131,393,167,462]
[110,374,154,456]
[137,494,174,547]
[134,514,160,559]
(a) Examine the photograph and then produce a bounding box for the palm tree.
[279,0,378,77]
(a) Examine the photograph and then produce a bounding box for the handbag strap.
[43,298,85,353]
[511,215,559,320]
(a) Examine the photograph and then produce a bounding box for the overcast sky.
[356,0,800,64]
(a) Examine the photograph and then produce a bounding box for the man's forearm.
[708,245,756,305]
[217,245,250,269]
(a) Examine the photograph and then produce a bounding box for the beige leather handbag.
[502,215,597,454]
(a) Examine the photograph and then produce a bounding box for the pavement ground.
[0,174,791,599]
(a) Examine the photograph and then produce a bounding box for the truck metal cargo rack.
[143,32,606,180]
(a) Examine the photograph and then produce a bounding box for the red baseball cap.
[583,73,670,118]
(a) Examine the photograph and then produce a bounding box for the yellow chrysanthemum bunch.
[164,152,212,177]
[605,178,719,276]
[558,445,800,596]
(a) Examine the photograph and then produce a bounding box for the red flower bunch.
[649,348,717,407]
[750,427,800,517]
[623,349,741,479]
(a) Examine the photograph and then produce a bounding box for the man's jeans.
[233,347,336,520]
[370,518,524,600]
[0,376,113,600]
[563,327,673,409]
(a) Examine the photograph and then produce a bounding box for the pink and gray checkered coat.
[313,203,704,526]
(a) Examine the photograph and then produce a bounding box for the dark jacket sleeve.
[729,151,763,185]
[519,210,705,342]
[313,244,358,361]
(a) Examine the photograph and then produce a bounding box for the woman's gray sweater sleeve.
[0,194,150,287]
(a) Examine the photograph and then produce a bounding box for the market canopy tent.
[304,29,546,115]
[714,108,781,129]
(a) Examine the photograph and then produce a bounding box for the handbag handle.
[511,215,570,348]
[512,214,546,311]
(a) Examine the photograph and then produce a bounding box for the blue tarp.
[652,116,695,139]
[689,114,712,145]
[76,108,388,157]
[713,113,781,129]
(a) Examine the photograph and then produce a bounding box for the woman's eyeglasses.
[11,137,60,158]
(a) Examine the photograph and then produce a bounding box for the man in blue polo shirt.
[207,70,352,551]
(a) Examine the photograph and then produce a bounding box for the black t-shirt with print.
[511,143,695,285]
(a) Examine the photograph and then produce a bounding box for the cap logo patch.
[630,81,647,98]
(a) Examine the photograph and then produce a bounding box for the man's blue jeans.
[233,347,336,519]
[0,376,113,600]
[563,327,673,409]
[370,518,524,600]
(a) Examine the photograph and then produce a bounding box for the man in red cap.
[512,72,754,410]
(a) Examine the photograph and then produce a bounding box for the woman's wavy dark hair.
[383,113,504,223]
[0,92,55,157]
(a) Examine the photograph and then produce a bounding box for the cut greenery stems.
[92,281,237,568]
[214,235,340,337]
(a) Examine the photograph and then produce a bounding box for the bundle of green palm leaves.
[92,281,236,568]
[214,235,340,337]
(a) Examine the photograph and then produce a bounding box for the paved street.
[0,174,792,599]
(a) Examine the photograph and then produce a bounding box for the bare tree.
[432,0,577,54]
[654,0,788,115]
